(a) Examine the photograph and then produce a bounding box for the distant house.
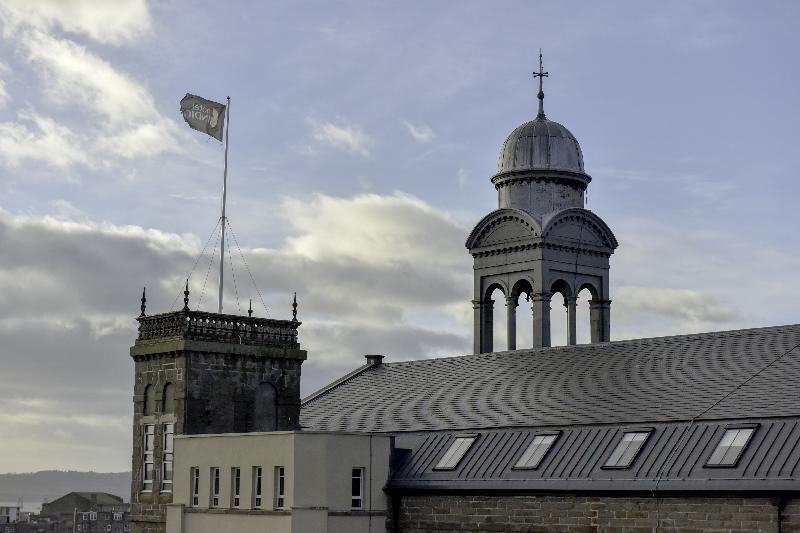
[0,503,21,524]
[40,493,128,533]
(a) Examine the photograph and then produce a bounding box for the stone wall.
[391,494,800,533]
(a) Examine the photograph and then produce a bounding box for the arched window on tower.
[549,280,572,347]
[253,382,278,432]
[550,292,567,346]
[510,279,534,350]
[143,385,155,416]
[576,285,595,344]
[162,383,175,414]
[488,286,507,352]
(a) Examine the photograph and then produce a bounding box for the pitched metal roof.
[388,417,800,492]
[300,324,800,433]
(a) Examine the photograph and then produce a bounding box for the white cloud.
[402,120,435,143]
[21,30,180,159]
[0,109,90,169]
[0,60,10,108]
[310,119,371,157]
[0,0,152,45]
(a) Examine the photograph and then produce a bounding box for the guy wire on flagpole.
[218,96,231,313]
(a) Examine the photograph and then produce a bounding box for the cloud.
[0,61,10,108]
[0,109,90,169]
[0,0,152,45]
[309,119,371,157]
[402,120,436,143]
[0,1,179,172]
[21,30,180,159]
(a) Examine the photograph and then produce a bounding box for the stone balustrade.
[137,310,299,348]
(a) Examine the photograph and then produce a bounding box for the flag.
[180,94,226,141]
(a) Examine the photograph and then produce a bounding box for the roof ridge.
[301,362,377,406]
[376,323,800,368]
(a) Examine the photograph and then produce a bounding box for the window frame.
[210,467,220,508]
[351,467,365,510]
[274,466,285,510]
[705,423,759,468]
[253,467,263,509]
[511,431,561,470]
[231,467,241,508]
[161,423,174,492]
[601,428,654,469]
[141,424,155,491]
[190,467,200,507]
[432,434,479,471]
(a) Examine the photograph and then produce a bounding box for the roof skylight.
[434,435,477,470]
[707,427,756,467]
[513,433,559,470]
[603,430,651,468]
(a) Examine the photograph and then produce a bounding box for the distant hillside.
[0,471,131,508]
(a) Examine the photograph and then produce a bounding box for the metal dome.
[496,117,584,174]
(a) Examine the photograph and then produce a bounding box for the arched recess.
[575,288,592,344]
[253,382,278,432]
[488,285,507,352]
[549,280,572,347]
[510,278,534,349]
[143,385,155,416]
[162,383,175,414]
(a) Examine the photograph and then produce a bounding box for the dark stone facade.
[390,494,800,532]
[129,310,306,533]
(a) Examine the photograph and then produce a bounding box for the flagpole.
[218,96,230,314]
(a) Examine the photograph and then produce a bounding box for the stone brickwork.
[129,310,306,533]
[392,494,799,532]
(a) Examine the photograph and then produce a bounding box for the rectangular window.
[604,430,652,468]
[253,467,263,508]
[513,433,559,469]
[210,467,220,507]
[433,435,477,470]
[191,467,200,507]
[161,423,174,491]
[89,512,97,521]
[142,424,155,491]
[274,466,285,510]
[707,427,757,467]
[351,468,364,510]
[231,467,241,508]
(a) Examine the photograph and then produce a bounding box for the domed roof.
[497,116,584,175]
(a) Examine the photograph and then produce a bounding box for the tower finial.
[248,298,253,317]
[140,286,147,317]
[292,292,298,322]
[532,49,549,119]
[183,279,190,311]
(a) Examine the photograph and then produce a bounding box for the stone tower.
[466,57,618,353]
[128,291,306,533]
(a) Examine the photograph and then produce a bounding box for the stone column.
[473,299,494,354]
[589,299,611,343]
[565,295,578,345]
[506,296,518,351]
[530,292,552,349]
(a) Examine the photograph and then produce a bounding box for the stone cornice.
[470,241,612,259]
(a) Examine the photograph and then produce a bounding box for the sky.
[0,0,798,473]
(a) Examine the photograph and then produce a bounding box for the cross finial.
[292,292,298,322]
[183,279,190,311]
[532,49,548,119]
[140,286,147,317]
